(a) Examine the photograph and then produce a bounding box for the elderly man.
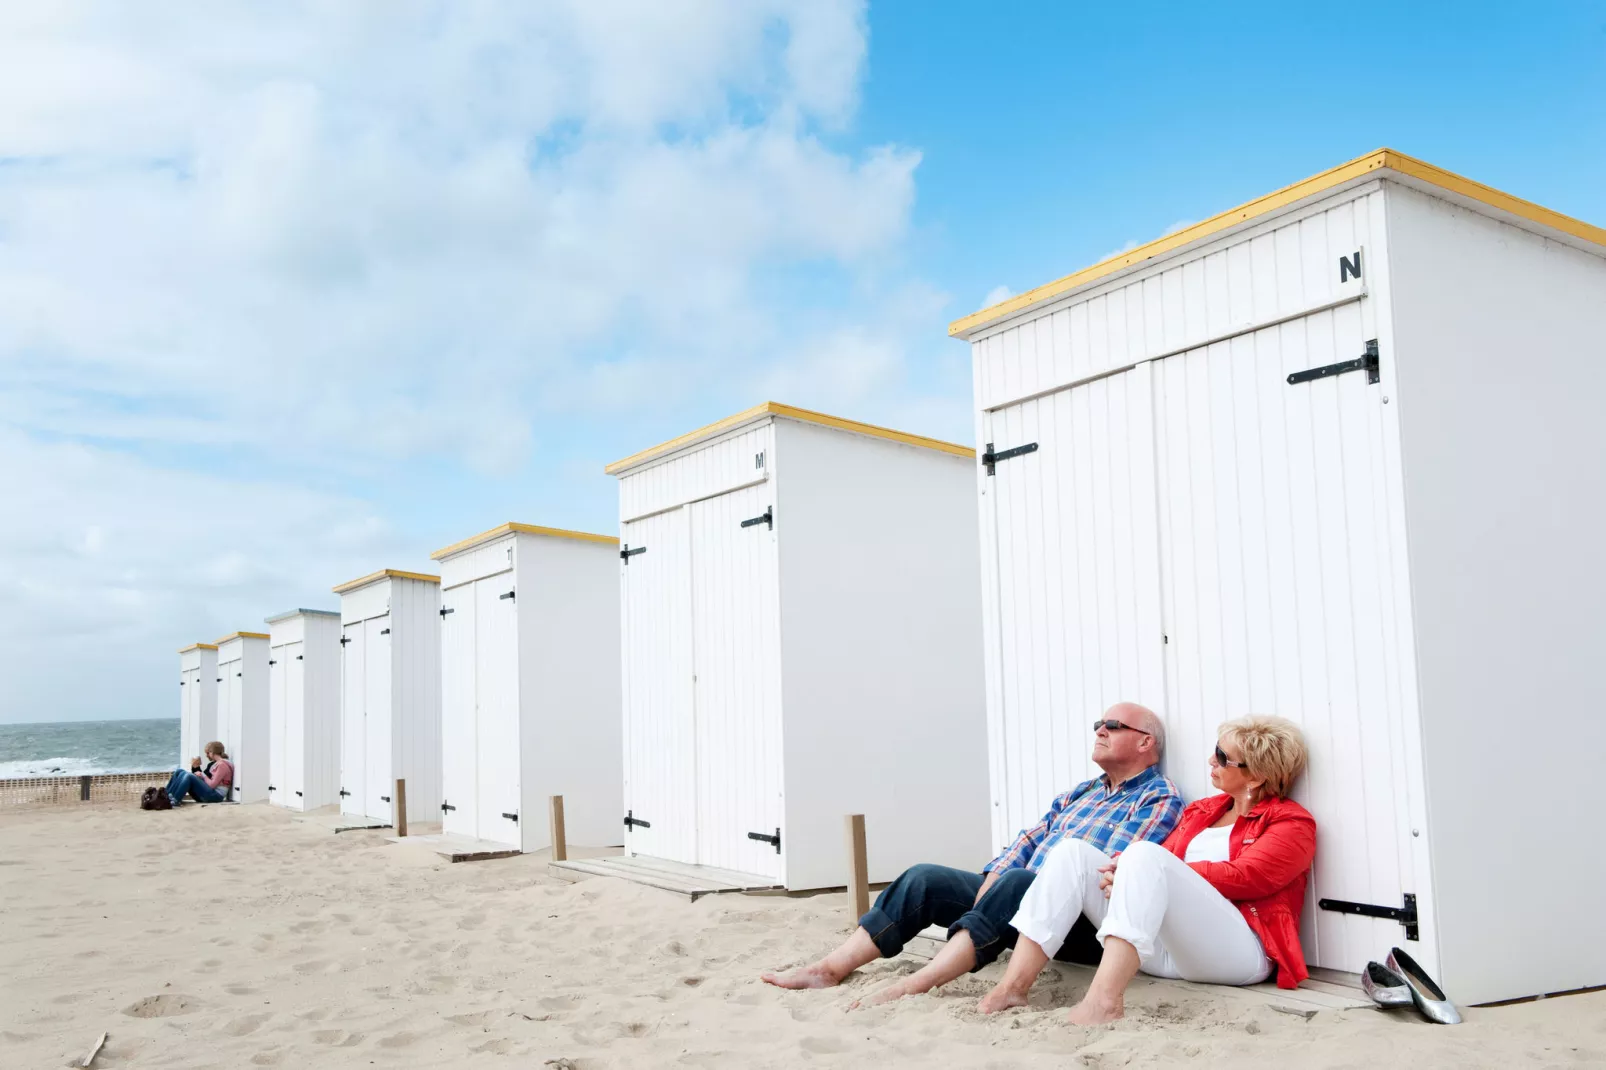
[763,702,1182,1004]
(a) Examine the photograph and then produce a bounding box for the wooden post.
[845,813,869,923]
[549,795,567,862]
[394,778,407,837]
[80,775,91,802]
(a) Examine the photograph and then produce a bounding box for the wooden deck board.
[548,855,782,901]
[386,832,521,863]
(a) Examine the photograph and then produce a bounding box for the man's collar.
[1099,764,1161,794]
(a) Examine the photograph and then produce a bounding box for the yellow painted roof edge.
[212,631,270,645]
[331,568,442,594]
[604,400,974,475]
[178,643,219,653]
[948,148,1606,339]
[430,522,619,561]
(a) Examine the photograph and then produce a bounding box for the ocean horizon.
[0,718,179,778]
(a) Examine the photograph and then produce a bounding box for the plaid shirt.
[984,765,1184,874]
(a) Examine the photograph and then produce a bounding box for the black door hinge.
[982,441,1038,476]
[1318,892,1419,941]
[216,677,222,682]
[268,660,276,666]
[296,655,303,660]
[338,789,350,797]
[624,810,651,830]
[379,628,390,635]
[441,800,456,812]
[740,506,774,530]
[267,784,276,792]
[440,606,454,618]
[499,590,515,601]
[380,795,390,803]
[502,811,519,823]
[339,635,351,646]
[294,791,303,797]
[236,672,242,677]
[747,827,782,854]
[1288,339,1380,386]
[621,545,647,564]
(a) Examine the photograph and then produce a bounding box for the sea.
[0,719,179,779]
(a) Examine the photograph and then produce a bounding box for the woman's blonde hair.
[1219,716,1307,798]
[204,741,229,760]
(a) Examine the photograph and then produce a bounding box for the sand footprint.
[311,1029,364,1046]
[123,994,198,1018]
[223,1013,273,1036]
[378,1031,421,1048]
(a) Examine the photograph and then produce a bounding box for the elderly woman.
[978,715,1315,1023]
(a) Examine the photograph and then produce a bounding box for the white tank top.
[1184,824,1233,864]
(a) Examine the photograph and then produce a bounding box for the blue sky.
[1,1,1602,722]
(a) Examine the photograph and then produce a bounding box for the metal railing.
[0,771,171,810]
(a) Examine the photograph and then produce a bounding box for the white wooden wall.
[390,577,442,826]
[267,612,342,810]
[620,425,772,522]
[216,637,268,802]
[178,647,217,765]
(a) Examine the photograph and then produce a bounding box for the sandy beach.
[2,802,1601,1069]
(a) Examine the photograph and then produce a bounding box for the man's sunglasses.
[1213,744,1248,770]
[1092,719,1150,735]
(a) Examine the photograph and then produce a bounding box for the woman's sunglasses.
[1092,719,1150,735]
[1213,744,1248,769]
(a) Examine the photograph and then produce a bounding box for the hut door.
[222,662,243,781]
[689,483,784,881]
[475,575,522,846]
[364,616,393,821]
[619,506,696,864]
[180,666,199,764]
[283,641,306,806]
[980,362,1167,856]
[1151,301,1426,975]
[268,648,287,803]
[340,623,366,815]
[439,582,478,839]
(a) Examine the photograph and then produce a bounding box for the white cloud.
[0,0,964,723]
[982,285,1013,307]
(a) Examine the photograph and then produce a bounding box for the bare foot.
[761,963,843,990]
[978,985,1030,1014]
[848,979,914,1009]
[1066,994,1123,1025]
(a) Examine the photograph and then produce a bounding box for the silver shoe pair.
[1361,948,1462,1025]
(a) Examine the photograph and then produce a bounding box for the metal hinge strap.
[624,810,651,829]
[621,545,647,564]
[1288,339,1380,385]
[740,506,774,529]
[981,441,1038,476]
[1318,892,1419,940]
[747,827,782,854]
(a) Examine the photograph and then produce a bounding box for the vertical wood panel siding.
[392,578,442,826]
[473,574,522,846]
[339,620,367,815]
[440,579,478,838]
[975,192,1379,412]
[619,425,773,522]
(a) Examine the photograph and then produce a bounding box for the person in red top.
[978,715,1315,1023]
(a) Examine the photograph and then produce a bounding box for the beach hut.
[214,632,270,802]
[948,148,1606,1005]
[429,523,621,853]
[604,403,991,891]
[264,609,342,811]
[331,569,442,827]
[177,643,218,766]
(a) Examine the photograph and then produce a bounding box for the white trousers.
[1011,838,1271,986]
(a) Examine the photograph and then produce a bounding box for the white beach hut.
[214,631,270,802]
[264,609,342,811]
[429,523,622,853]
[604,402,991,891]
[331,569,442,828]
[177,642,218,766]
[950,148,1606,1005]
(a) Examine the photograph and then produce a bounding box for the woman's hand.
[1098,855,1119,898]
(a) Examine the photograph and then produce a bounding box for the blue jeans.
[167,769,224,805]
[859,863,1103,972]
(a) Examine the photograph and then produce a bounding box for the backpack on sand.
[140,787,171,811]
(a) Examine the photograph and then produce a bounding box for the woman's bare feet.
[1066,993,1124,1025]
[761,963,845,990]
[977,983,1030,1014]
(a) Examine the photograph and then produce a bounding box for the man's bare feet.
[1066,994,1124,1025]
[977,984,1030,1014]
[761,963,843,990]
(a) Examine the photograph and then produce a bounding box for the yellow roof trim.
[332,568,442,594]
[430,522,619,561]
[604,401,974,475]
[949,148,1606,339]
[212,631,270,645]
[178,643,219,653]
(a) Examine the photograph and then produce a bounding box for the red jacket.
[1161,793,1316,989]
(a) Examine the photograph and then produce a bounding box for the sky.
[2,1,1603,723]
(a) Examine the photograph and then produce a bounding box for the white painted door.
[689,485,784,880]
[340,623,366,816]
[980,363,1166,853]
[214,661,235,763]
[180,668,199,765]
[221,664,243,796]
[1152,301,1423,974]
[268,648,287,804]
[440,583,477,838]
[283,642,306,809]
[475,575,522,845]
[619,506,695,863]
[364,616,393,821]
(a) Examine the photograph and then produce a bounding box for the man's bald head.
[1106,701,1165,762]
[1089,701,1166,781]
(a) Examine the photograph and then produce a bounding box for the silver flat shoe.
[1361,961,1413,1007]
[1387,947,1463,1025]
